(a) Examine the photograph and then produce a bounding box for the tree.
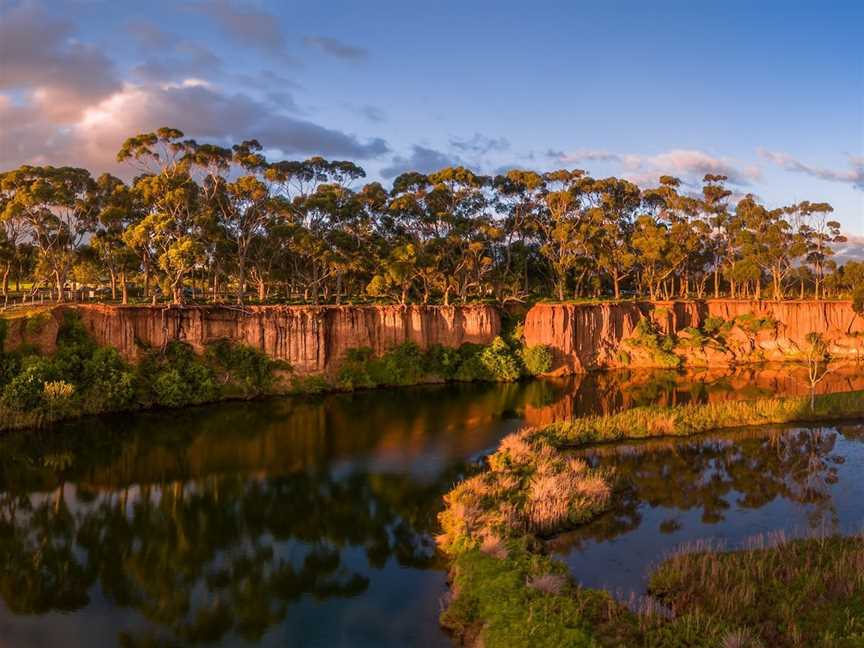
[0,166,98,301]
[118,128,201,304]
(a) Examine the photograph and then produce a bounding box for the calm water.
[0,364,863,647]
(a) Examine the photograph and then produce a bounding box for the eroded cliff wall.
[51,304,501,374]
[524,300,864,374]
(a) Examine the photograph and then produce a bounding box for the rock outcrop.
[524,300,864,374]
[45,304,501,375]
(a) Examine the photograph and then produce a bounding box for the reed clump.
[647,533,864,647]
[537,389,864,447]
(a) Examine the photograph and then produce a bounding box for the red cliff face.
[60,304,501,375]
[524,300,864,374]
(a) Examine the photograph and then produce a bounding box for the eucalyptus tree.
[793,201,843,300]
[118,128,202,304]
[585,177,640,299]
[536,169,588,301]
[491,170,545,301]
[699,174,733,298]
[0,165,98,300]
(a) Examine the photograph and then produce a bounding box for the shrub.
[456,337,522,382]
[147,342,217,407]
[735,312,776,335]
[1,357,59,411]
[42,380,76,416]
[626,318,680,368]
[205,340,279,397]
[522,345,553,376]
[424,344,463,380]
[82,347,136,409]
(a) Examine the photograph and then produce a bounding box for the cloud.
[833,234,864,262]
[303,36,368,61]
[131,43,223,82]
[758,149,864,190]
[547,148,761,186]
[380,145,463,179]
[357,105,386,123]
[450,133,509,155]
[1,81,390,173]
[126,20,174,49]
[547,149,621,163]
[186,0,285,54]
[0,3,120,120]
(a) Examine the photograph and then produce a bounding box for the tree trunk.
[55,271,65,302]
[121,272,129,305]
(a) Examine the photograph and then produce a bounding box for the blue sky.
[1,0,862,232]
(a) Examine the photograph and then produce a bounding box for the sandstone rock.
[59,304,500,375]
[524,300,864,374]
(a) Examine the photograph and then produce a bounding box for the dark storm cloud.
[380,145,463,179]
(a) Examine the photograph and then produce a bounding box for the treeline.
[1,127,861,306]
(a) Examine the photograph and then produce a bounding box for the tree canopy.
[0,128,857,305]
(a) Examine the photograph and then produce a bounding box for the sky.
[1,0,863,234]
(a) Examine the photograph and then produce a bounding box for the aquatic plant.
[438,388,864,647]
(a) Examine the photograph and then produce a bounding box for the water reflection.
[551,424,864,595]
[0,366,862,646]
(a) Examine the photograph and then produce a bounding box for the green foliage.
[81,347,135,410]
[648,536,864,647]
[735,312,777,334]
[146,342,217,408]
[626,317,680,367]
[335,338,526,390]
[1,357,59,410]
[521,345,552,376]
[702,315,730,336]
[205,339,281,397]
[442,548,609,648]
[455,337,523,382]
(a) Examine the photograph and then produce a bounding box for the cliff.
[28,304,500,375]
[524,300,864,374]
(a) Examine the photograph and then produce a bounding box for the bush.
[1,357,59,411]
[82,347,135,410]
[522,345,553,376]
[457,337,522,382]
[147,342,217,407]
[205,340,279,397]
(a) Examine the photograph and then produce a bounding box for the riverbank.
[0,309,551,433]
[2,299,863,433]
[437,390,864,647]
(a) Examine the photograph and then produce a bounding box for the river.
[0,363,862,647]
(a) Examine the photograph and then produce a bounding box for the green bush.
[1,357,59,411]
[424,344,463,380]
[205,339,279,397]
[626,318,680,367]
[147,342,217,407]
[457,337,522,382]
[82,347,135,410]
[521,345,553,376]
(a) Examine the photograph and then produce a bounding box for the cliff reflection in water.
[0,366,862,646]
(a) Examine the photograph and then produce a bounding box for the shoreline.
[436,389,864,646]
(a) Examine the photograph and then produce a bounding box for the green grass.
[539,389,864,447]
[648,535,864,647]
[442,545,639,648]
[438,390,864,647]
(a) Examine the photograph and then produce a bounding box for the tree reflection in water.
[0,375,862,646]
[551,425,863,557]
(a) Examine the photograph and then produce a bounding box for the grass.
[437,390,864,647]
[648,533,864,647]
[537,389,864,447]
